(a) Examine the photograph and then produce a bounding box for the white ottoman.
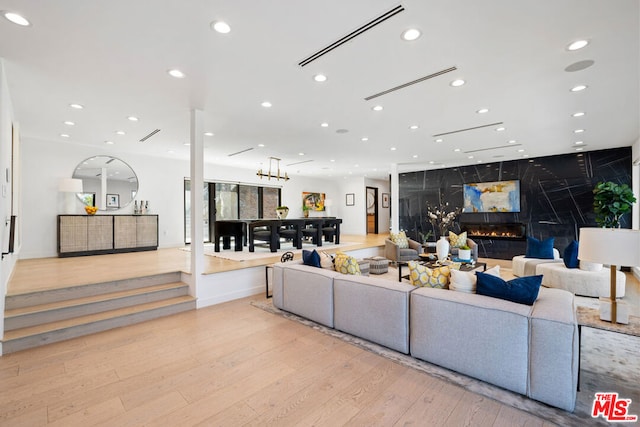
[512,249,561,277]
[536,262,626,298]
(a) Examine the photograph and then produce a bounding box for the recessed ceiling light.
[105,141,114,145]
[127,116,139,121]
[508,140,517,144]
[495,127,506,132]
[261,101,272,108]
[2,11,30,26]
[313,74,327,82]
[167,150,175,154]
[116,130,125,135]
[167,69,186,79]
[574,141,584,145]
[60,133,70,138]
[258,143,265,147]
[570,85,587,92]
[298,152,304,156]
[204,132,214,136]
[476,108,489,114]
[567,40,589,51]
[435,138,443,143]
[390,147,397,151]
[572,112,585,117]
[409,125,419,130]
[453,148,461,152]
[523,154,530,158]
[574,129,585,133]
[211,20,231,34]
[64,121,75,126]
[69,103,84,109]
[450,79,465,87]
[413,155,418,158]
[468,155,474,159]
[320,122,329,127]
[354,164,359,167]
[575,147,584,151]
[361,137,368,142]
[330,159,335,162]
[477,160,483,163]
[183,142,190,146]
[401,28,421,41]
[372,105,383,111]
[517,149,525,153]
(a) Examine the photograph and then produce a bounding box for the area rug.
[181,241,356,262]
[251,297,639,426]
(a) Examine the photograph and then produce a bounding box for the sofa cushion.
[319,251,334,269]
[302,249,321,268]
[563,240,579,268]
[334,252,361,275]
[476,272,542,305]
[390,230,409,249]
[448,231,467,248]
[408,261,450,288]
[525,236,555,259]
[579,260,603,272]
[449,265,500,293]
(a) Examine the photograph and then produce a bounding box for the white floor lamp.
[578,227,640,324]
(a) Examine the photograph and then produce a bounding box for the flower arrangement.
[426,202,462,237]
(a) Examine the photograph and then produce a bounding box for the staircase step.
[2,296,196,354]
[5,271,182,309]
[4,282,189,331]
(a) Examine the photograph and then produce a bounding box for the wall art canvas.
[302,192,325,211]
[463,180,520,212]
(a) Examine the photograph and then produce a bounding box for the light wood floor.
[0,294,557,426]
[7,234,389,295]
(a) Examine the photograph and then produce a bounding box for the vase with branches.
[426,202,462,238]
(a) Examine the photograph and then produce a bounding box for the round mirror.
[73,156,138,210]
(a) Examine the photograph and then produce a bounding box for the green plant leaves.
[593,181,636,228]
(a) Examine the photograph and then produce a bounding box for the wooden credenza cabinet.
[58,215,158,257]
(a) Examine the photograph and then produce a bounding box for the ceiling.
[0,0,638,180]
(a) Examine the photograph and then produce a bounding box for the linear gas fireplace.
[461,223,527,240]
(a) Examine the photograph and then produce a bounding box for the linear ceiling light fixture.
[433,122,504,137]
[464,144,522,154]
[365,66,457,100]
[139,129,161,142]
[228,147,254,157]
[257,157,290,181]
[298,4,405,67]
[287,159,314,166]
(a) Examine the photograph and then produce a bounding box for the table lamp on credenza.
[578,227,640,324]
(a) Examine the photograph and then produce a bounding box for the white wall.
[20,138,348,258]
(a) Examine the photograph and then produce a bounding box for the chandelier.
[257,157,289,181]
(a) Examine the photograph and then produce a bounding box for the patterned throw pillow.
[391,230,409,249]
[407,261,450,288]
[334,252,361,275]
[448,231,467,248]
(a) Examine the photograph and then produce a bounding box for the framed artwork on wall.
[302,192,325,211]
[346,193,355,206]
[462,180,520,213]
[382,193,390,208]
[106,193,120,208]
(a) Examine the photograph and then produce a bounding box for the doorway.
[366,186,378,234]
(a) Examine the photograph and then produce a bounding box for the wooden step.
[2,296,196,354]
[4,282,189,331]
[5,271,182,309]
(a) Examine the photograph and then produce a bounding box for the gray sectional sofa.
[272,260,579,412]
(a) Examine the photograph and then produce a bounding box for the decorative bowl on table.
[84,206,98,215]
[418,253,435,261]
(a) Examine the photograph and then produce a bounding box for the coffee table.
[398,259,486,282]
[576,306,640,390]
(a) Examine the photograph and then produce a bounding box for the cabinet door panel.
[59,216,88,253]
[88,216,114,250]
[136,216,158,247]
[114,216,137,249]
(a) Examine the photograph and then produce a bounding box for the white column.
[190,109,204,295]
[390,163,399,233]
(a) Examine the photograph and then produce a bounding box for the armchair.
[385,237,423,263]
[249,220,281,252]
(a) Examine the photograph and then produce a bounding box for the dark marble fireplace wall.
[398,147,632,260]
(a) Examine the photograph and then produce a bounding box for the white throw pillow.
[450,265,501,293]
[579,260,603,272]
[319,251,334,269]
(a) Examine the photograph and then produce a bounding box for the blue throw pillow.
[302,249,321,268]
[563,240,579,269]
[476,272,542,305]
[525,236,555,259]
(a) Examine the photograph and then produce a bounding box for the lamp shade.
[58,178,83,193]
[578,227,640,267]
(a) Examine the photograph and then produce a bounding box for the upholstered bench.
[536,262,626,298]
[512,249,561,277]
[364,256,389,275]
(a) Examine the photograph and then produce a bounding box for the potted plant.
[302,204,310,218]
[457,244,472,261]
[276,206,289,219]
[593,181,636,228]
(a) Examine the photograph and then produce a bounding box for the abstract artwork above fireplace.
[463,180,520,213]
